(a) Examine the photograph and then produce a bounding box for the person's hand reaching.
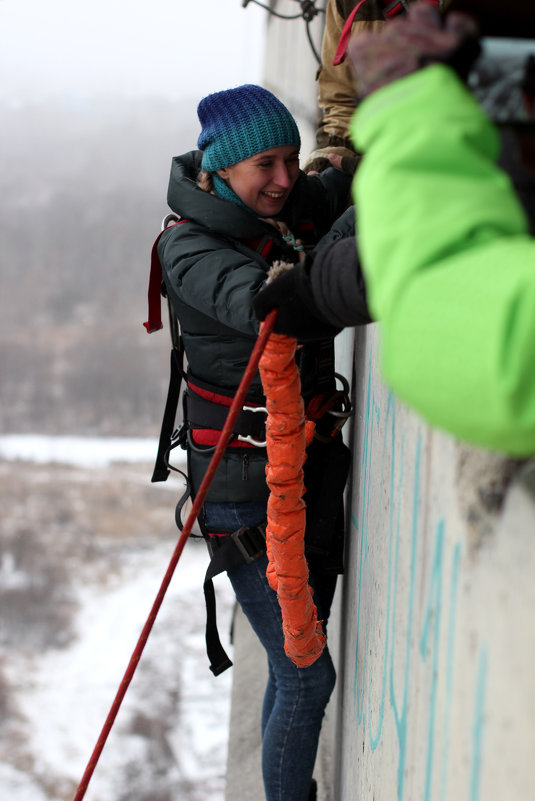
[348,4,480,98]
[253,260,341,341]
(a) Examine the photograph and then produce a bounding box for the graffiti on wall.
[349,355,488,801]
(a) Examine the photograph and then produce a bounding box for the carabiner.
[237,405,267,447]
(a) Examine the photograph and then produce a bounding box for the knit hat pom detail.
[197,84,301,172]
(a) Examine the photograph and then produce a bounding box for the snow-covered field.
[0,434,161,467]
[0,436,235,801]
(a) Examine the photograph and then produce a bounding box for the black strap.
[315,339,337,397]
[203,524,266,676]
[151,342,185,482]
[304,436,351,557]
[298,338,336,403]
[186,389,267,440]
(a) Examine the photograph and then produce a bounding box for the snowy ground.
[0,436,235,801]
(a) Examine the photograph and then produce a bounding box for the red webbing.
[333,0,369,65]
[333,0,440,66]
[143,222,184,334]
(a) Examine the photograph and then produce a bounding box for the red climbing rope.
[72,309,278,801]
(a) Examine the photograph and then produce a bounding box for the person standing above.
[304,0,441,173]
[348,3,535,455]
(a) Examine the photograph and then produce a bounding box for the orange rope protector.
[259,328,326,668]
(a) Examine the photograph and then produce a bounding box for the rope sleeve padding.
[259,327,326,668]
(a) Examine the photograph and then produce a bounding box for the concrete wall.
[334,324,535,801]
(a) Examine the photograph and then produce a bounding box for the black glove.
[308,155,359,175]
[253,260,342,341]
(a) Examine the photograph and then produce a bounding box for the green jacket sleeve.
[351,65,535,455]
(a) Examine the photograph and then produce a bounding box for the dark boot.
[308,778,318,801]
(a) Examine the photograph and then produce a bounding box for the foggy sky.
[0,0,266,103]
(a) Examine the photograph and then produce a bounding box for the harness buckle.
[314,373,353,442]
[231,524,266,563]
[170,422,188,449]
[325,398,352,432]
[237,405,268,447]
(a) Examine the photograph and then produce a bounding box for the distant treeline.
[0,96,199,436]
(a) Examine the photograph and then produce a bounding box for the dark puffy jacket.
[158,150,351,505]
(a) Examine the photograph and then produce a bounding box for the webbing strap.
[143,221,185,334]
[146,220,276,477]
[145,219,189,481]
[187,384,267,440]
[333,0,369,65]
[151,346,184,482]
[333,0,439,66]
[203,525,267,675]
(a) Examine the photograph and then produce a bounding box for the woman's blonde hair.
[197,170,214,193]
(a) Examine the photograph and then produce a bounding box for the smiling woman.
[154,81,352,801]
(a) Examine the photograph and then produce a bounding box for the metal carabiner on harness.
[312,372,353,442]
[161,212,180,231]
[237,405,268,447]
[326,373,352,426]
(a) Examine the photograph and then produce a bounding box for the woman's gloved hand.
[253,260,342,341]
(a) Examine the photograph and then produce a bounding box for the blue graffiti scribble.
[441,543,462,801]
[348,346,489,801]
[390,434,422,801]
[369,392,396,751]
[471,649,488,801]
[420,520,445,801]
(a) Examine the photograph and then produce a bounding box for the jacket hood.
[166,150,278,240]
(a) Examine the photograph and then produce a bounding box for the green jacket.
[351,65,535,455]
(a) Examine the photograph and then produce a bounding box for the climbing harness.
[144,215,351,675]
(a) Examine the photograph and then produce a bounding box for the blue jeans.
[204,502,337,801]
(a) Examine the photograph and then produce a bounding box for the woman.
[157,84,351,801]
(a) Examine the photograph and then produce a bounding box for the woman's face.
[217,144,300,216]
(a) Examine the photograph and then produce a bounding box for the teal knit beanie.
[197,84,301,172]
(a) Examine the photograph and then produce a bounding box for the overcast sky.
[0,0,266,104]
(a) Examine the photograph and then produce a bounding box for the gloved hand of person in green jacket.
[347,3,481,98]
[305,151,360,176]
[253,207,372,339]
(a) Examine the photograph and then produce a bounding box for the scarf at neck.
[213,173,251,212]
